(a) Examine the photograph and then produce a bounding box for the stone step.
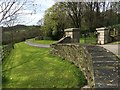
[92,57,119,62]
[89,51,114,55]
[95,82,118,88]
[93,62,118,68]
[85,45,120,88]
[94,68,119,88]
[86,46,107,52]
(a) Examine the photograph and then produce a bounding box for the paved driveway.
[99,45,120,55]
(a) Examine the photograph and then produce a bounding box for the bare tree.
[0,0,29,26]
[61,2,83,28]
[37,18,44,26]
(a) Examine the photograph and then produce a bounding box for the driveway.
[99,45,120,55]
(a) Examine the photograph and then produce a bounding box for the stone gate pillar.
[96,27,111,45]
[64,28,80,43]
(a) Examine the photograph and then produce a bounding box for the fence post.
[0,27,2,89]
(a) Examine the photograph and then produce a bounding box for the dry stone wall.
[50,44,95,88]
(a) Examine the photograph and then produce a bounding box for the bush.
[113,35,120,41]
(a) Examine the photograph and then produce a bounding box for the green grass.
[108,41,120,44]
[80,37,97,45]
[2,42,86,88]
[29,39,56,44]
[28,37,96,45]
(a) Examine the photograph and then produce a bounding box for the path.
[25,41,50,48]
[86,45,119,88]
[99,45,120,55]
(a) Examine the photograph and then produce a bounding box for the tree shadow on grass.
[2,59,33,73]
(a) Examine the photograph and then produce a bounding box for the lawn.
[80,37,97,45]
[2,42,86,88]
[108,41,120,44]
[29,39,56,44]
[28,37,96,45]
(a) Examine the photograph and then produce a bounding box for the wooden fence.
[1,44,13,61]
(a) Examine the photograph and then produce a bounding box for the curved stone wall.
[50,44,95,88]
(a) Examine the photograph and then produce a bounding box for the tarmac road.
[99,45,120,55]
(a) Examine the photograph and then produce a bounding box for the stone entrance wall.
[64,28,80,43]
[51,44,95,88]
[96,27,112,44]
[56,28,80,44]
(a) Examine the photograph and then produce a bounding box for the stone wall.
[55,36,71,43]
[50,44,95,88]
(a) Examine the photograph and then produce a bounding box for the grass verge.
[108,41,120,44]
[2,42,86,88]
[28,39,56,44]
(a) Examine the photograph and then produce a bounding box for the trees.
[0,0,28,26]
[41,2,120,40]
[0,0,40,48]
[61,2,83,28]
[0,0,38,26]
[0,0,28,48]
[42,2,85,40]
[42,3,70,40]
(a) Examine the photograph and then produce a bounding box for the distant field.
[2,42,86,88]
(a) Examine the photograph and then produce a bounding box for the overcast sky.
[18,0,55,26]
[13,0,118,26]
[1,0,118,26]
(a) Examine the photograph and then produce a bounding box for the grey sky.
[18,0,55,25]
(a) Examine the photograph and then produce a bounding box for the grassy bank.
[2,42,86,88]
[29,39,56,44]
